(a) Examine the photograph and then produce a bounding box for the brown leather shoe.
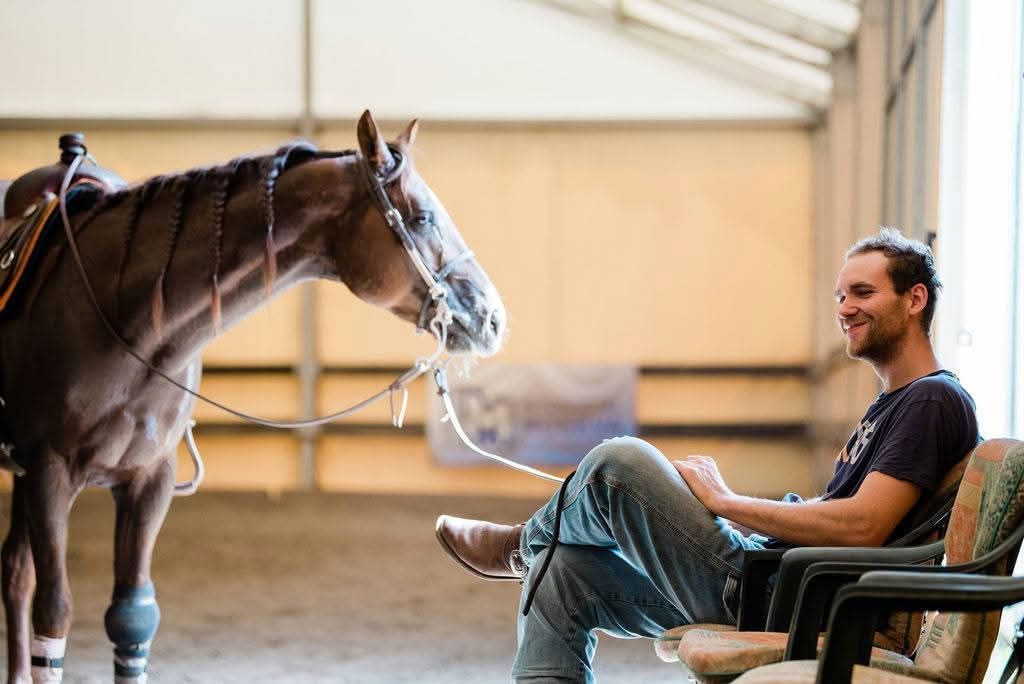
[435,515,527,581]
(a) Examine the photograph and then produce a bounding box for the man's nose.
[837,299,857,319]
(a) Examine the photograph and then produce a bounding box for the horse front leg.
[23,459,78,684]
[107,458,173,684]
[2,478,35,684]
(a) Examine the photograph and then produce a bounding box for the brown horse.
[0,111,505,682]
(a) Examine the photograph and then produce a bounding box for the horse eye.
[412,211,434,228]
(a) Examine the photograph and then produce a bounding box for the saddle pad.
[0,192,60,314]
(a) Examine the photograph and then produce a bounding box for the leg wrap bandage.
[31,635,66,683]
[104,582,160,682]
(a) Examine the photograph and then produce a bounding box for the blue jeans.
[512,436,766,683]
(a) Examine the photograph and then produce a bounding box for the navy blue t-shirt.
[824,370,978,504]
[761,370,979,547]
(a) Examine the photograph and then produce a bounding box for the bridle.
[358,145,478,335]
[54,145,564,493]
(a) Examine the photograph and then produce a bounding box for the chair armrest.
[816,572,1024,683]
[737,548,787,630]
[766,540,945,632]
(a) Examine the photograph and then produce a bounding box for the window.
[935,0,1024,439]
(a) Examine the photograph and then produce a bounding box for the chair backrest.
[892,449,974,544]
[872,447,975,655]
[913,439,1024,683]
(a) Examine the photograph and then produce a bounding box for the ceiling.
[534,0,862,114]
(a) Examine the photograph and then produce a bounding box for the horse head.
[335,111,506,357]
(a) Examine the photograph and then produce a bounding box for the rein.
[55,147,564,492]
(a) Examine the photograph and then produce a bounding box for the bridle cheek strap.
[357,148,478,338]
[416,249,475,332]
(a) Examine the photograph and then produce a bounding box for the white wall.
[0,0,810,121]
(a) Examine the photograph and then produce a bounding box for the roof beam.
[684,0,852,51]
[536,0,827,112]
[652,0,833,67]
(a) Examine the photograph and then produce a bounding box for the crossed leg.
[512,437,765,683]
[107,457,174,684]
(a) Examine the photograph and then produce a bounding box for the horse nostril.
[488,309,504,337]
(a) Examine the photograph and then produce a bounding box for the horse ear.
[357,110,395,175]
[396,119,419,149]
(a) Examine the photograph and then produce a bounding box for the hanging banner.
[427,364,636,466]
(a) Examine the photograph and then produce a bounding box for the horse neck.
[105,154,362,368]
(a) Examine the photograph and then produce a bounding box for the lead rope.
[431,365,567,614]
[432,366,563,484]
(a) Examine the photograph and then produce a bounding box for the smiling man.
[435,228,979,683]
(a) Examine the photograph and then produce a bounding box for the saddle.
[0,133,125,317]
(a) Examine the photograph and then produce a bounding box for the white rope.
[432,366,564,484]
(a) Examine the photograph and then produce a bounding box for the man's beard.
[846,316,906,364]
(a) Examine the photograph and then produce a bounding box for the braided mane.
[74,141,333,334]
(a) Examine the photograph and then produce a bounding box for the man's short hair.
[846,227,942,333]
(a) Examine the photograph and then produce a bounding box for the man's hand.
[672,455,736,515]
[670,460,923,546]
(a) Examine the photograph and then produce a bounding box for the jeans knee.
[581,436,668,482]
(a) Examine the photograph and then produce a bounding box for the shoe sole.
[434,517,522,582]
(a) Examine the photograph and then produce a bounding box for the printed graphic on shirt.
[837,419,876,465]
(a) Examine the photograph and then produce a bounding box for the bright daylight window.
[936,0,1024,440]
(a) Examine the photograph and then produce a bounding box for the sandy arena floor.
[0,490,685,683]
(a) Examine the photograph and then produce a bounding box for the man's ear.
[908,283,929,317]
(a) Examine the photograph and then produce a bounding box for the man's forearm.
[717,495,885,547]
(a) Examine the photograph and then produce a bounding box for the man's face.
[834,252,913,363]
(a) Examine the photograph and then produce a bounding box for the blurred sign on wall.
[427,364,636,466]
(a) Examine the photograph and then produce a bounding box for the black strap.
[522,470,576,616]
[30,656,64,669]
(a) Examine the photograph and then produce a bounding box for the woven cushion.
[733,660,937,683]
[655,623,734,662]
[678,628,911,679]
[914,440,1024,684]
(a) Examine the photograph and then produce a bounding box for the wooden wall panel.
[175,435,299,493]
[316,124,812,365]
[318,434,812,498]
[553,129,812,364]
[637,375,808,425]
[190,375,300,423]
[0,128,292,181]
[318,375,431,425]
